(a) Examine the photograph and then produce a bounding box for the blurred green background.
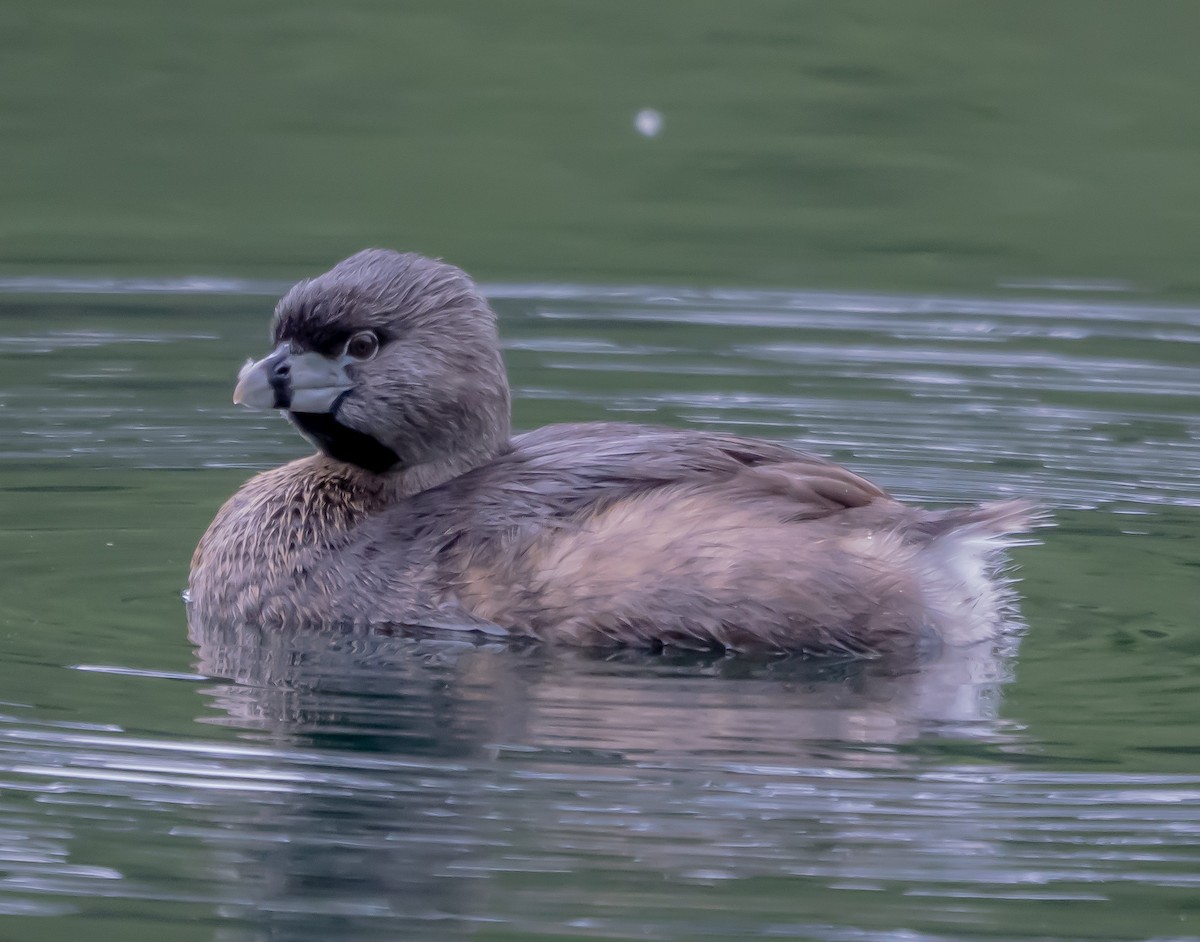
[2,1,1199,293]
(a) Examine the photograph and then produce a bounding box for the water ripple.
[1,710,1197,930]
[1,281,1197,510]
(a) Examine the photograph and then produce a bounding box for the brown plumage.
[188,249,1042,656]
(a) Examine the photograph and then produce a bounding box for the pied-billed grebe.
[188,249,1041,656]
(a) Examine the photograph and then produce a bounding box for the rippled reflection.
[3,617,1197,939]
[189,622,1006,936]
[190,618,1021,761]
[4,281,1199,508]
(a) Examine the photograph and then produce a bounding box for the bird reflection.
[188,615,1025,939]
[190,616,1022,762]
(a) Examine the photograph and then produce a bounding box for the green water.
[2,4,1200,941]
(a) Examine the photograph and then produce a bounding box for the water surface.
[1,280,1198,941]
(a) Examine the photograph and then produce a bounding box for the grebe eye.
[345,331,379,361]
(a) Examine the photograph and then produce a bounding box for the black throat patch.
[289,411,401,474]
